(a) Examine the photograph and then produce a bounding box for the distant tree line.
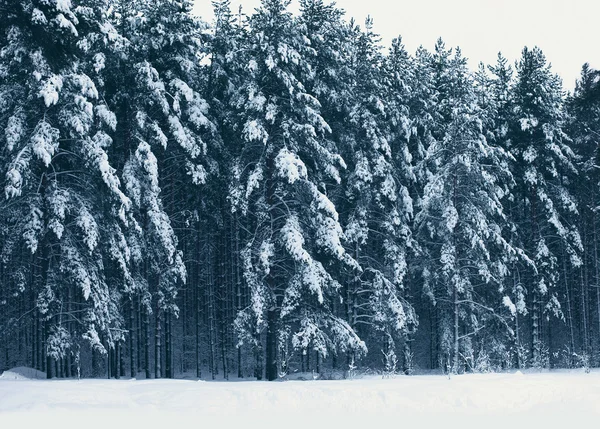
[1,0,600,379]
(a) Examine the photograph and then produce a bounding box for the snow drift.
[1,371,600,429]
[0,367,46,380]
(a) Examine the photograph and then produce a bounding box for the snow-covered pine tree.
[204,0,251,379]
[414,42,518,373]
[230,0,364,380]
[381,36,422,372]
[565,64,600,363]
[0,0,133,377]
[105,0,215,378]
[509,47,582,368]
[337,19,417,373]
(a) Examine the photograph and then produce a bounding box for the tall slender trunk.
[594,197,600,361]
[580,213,590,356]
[155,305,162,379]
[452,173,459,374]
[512,267,522,369]
[196,234,202,378]
[137,295,142,373]
[531,187,541,366]
[144,305,151,379]
[107,342,112,379]
[182,263,187,375]
[235,211,243,378]
[130,298,136,378]
[196,282,202,379]
[316,351,321,375]
[165,312,172,378]
[265,307,278,381]
[207,241,216,380]
[64,286,71,379]
[115,342,121,379]
[563,247,575,365]
[38,310,43,372]
[581,267,589,356]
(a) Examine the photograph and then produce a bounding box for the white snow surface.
[1,371,600,428]
[0,366,46,380]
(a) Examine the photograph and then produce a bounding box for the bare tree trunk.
[453,279,459,373]
[130,298,136,378]
[594,200,600,363]
[137,295,142,373]
[563,247,575,365]
[531,188,541,366]
[182,268,187,375]
[107,342,112,379]
[196,286,202,379]
[196,239,202,378]
[581,267,589,357]
[155,305,162,379]
[512,267,522,369]
[235,211,243,378]
[452,173,460,374]
[115,342,121,379]
[207,242,216,380]
[144,305,151,379]
[38,311,44,372]
[316,350,321,375]
[265,307,278,381]
[165,312,172,378]
[120,340,126,378]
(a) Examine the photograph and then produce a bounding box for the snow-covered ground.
[1,370,599,429]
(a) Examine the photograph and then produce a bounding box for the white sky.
[193,0,600,90]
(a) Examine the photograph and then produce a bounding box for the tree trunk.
[165,312,172,378]
[531,187,541,366]
[196,241,202,379]
[207,242,216,380]
[130,298,136,378]
[265,307,278,381]
[452,173,460,374]
[563,247,575,365]
[115,342,121,379]
[155,306,162,379]
[235,211,243,378]
[594,201,600,363]
[453,280,459,374]
[137,295,142,373]
[144,305,151,379]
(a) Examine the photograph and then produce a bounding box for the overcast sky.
[192,0,599,90]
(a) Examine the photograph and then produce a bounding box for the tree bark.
[130,298,136,378]
[155,306,162,379]
[265,307,278,381]
[144,305,151,379]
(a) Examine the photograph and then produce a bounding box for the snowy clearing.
[1,371,600,429]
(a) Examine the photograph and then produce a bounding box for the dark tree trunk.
[130,298,136,378]
[265,307,278,381]
[155,306,162,379]
[165,312,172,378]
[144,305,151,379]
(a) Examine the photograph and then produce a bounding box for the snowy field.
[2,370,600,429]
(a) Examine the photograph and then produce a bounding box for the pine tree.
[231,0,364,380]
[336,19,417,372]
[0,0,133,377]
[105,0,215,378]
[567,64,600,364]
[509,47,582,367]
[415,43,518,373]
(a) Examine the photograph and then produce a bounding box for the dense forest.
[1,0,600,380]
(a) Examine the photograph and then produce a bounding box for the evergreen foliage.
[1,0,600,378]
